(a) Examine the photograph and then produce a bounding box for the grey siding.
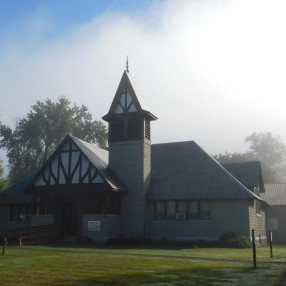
[82,214,121,242]
[146,199,251,241]
[265,206,286,243]
[109,139,150,236]
[0,206,29,236]
[0,206,54,236]
[28,215,55,227]
[248,200,266,243]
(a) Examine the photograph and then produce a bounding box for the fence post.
[269,231,273,258]
[2,233,7,255]
[19,232,22,246]
[252,229,256,268]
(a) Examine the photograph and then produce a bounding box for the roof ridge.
[222,160,260,165]
[152,140,196,146]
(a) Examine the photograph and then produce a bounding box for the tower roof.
[102,70,157,122]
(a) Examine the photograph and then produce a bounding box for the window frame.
[10,204,31,221]
[154,200,211,220]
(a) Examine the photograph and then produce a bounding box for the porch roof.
[0,172,37,204]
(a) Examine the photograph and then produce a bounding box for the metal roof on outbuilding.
[147,141,261,201]
[261,184,286,205]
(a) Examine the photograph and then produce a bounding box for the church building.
[0,68,267,243]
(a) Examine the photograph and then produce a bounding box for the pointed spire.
[102,70,157,122]
[126,56,129,73]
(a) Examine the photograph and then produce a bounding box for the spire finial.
[126,56,129,73]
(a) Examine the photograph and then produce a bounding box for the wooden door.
[61,203,78,236]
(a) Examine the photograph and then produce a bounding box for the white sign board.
[267,217,278,231]
[88,221,100,232]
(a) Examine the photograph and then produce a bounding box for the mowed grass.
[23,243,286,262]
[0,245,286,286]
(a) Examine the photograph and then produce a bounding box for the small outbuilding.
[261,184,286,243]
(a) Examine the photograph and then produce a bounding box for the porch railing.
[4,224,55,246]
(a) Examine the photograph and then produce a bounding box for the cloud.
[1,0,286,173]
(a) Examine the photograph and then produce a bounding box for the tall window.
[256,200,261,214]
[155,201,165,220]
[166,201,176,219]
[10,204,31,221]
[114,90,137,114]
[188,201,199,219]
[200,201,211,220]
[177,201,187,213]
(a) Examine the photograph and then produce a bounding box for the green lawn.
[0,245,286,285]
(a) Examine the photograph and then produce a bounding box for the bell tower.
[102,68,157,236]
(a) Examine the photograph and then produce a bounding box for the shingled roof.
[70,136,127,191]
[102,71,157,122]
[0,135,127,203]
[147,141,261,201]
[0,172,37,204]
[222,161,265,192]
[261,184,286,205]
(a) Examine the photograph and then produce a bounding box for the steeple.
[126,56,129,73]
[102,71,157,143]
[102,70,157,236]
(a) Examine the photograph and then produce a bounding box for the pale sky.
[1,0,286,175]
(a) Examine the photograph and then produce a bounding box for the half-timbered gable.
[35,139,104,186]
[32,135,126,191]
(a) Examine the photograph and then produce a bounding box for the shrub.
[77,236,93,244]
[107,235,148,245]
[106,236,220,248]
[219,232,251,248]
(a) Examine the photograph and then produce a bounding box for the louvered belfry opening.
[110,117,125,141]
[109,115,147,142]
[145,120,150,140]
[127,117,141,139]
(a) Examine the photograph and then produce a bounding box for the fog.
[1,0,286,174]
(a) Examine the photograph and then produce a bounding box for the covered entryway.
[24,135,127,241]
[61,202,78,236]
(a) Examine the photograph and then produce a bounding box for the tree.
[214,132,286,183]
[245,132,286,183]
[0,158,9,191]
[245,132,286,167]
[213,151,255,163]
[0,97,108,183]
